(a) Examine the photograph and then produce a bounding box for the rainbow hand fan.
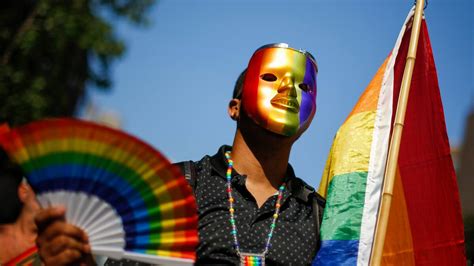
[0,119,198,265]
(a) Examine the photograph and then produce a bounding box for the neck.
[231,127,293,190]
[229,112,300,207]
[0,211,37,263]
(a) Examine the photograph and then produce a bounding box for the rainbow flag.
[0,124,9,134]
[313,8,465,265]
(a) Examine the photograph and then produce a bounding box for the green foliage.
[0,0,154,126]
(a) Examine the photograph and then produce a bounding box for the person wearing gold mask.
[34,43,325,265]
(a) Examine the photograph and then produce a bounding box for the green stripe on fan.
[21,152,161,211]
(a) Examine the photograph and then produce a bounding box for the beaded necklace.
[225,151,286,266]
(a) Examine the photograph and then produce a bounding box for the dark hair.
[0,148,24,224]
[233,69,246,100]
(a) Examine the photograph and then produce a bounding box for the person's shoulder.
[288,177,325,208]
[173,145,229,177]
[173,148,220,189]
[173,160,195,182]
[173,155,211,173]
[313,190,326,208]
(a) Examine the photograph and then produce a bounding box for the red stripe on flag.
[391,20,466,265]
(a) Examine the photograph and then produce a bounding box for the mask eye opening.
[298,83,312,93]
[260,73,277,82]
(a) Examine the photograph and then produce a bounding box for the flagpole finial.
[414,0,428,10]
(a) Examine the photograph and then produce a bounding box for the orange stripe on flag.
[346,55,390,122]
[382,169,415,265]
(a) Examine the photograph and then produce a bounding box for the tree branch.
[1,2,40,65]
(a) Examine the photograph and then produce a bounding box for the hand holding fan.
[0,119,198,265]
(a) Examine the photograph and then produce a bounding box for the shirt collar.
[209,145,314,203]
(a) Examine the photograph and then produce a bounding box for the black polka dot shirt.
[190,146,321,265]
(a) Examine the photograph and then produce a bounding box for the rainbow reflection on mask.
[242,43,318,136]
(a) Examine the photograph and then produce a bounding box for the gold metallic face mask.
[242,44,318,136]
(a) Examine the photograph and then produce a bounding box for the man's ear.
[17,182,28,203]
[228,99,241,121]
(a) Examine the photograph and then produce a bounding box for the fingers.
[35,206,66,232]
[47,235,90,255]
[35,207,91,265]
[37,221,90,254]
[43,248,83,265]
[41,219,89,243]
[37,223,91,265]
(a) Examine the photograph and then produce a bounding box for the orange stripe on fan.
[345,56,390,123]
[381,169,415,265]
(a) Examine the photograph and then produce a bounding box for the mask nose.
[277,76,297,97]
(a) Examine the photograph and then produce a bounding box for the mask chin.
[265,122,299,137]
[241,104,307,138]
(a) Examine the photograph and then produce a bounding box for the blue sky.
[85,0,473,187]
